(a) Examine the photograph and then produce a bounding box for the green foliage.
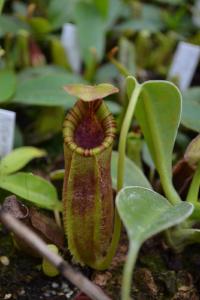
[74,1,106,65]
[13,73,85,107]
[0,69,16,102]
[116,186,193,300]
[182,87,200,132]
[0,172,61,210]
[0,147,46,175]
[127,76,182,205]
[115,4,164,33]
[111,151,151,189]
[0,147,61,211]
[0,0,4,13]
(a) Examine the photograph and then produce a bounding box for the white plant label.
[61,23,81,73]
[168,42,200,91]
[0,109,16,158]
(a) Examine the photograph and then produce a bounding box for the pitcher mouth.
[63,99,116,156]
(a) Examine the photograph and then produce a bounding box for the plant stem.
[117,82,142,191]
[160,174,181,205]
[95,82,142,270]
[122,242,140,300]
[186,162,200,204]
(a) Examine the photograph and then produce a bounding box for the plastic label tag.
[168,42,200,91]
[61,23,81,73]
[0,109,16,158]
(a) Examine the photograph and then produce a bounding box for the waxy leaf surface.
[116,186,193,300]
[117,186,193,244]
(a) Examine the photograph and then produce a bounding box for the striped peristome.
[62,99,116,268]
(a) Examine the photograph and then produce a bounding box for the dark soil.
[0,228,77,300]
[1,227,200,300]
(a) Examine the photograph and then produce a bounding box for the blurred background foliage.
[0,0,199,163]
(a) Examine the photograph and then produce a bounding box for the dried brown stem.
[0,207,111,300]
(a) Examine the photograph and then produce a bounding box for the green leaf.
[74,2,106,64]
[47,0,74,30]
[136,80,181,179]
[13,73,85,107]
[0,172,62,211]
[64,83,119,102]
[0,147,46,175]
[93,0,109,18]
[0,0,5,14]
[17,65,68,80]
[111,151,151,189]
[117,187,192,243]
[181,87,200,132]
[115,4,164,33]
[127,76,181,204]
[0,69,16,102]
[116,186,193,300]
[0,15,29,37]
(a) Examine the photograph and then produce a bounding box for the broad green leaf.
[184,134,200,166]
[117,187,193,243]
[116,186,193,300]
[64,83,119,101]
[74,2,106,64]
[181,87,200,132]
[47,0,74,29]
[111,151,151,189]
[135,80,181,179]
[0,172,62,211]
[0,69,16,102]
[17,66,68,80]
[127,76,181,203]
[13,73,85,107]
[0,147,46,175]
[115,4,164,33]
[0,15,29,37]
[93,0,109,18]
